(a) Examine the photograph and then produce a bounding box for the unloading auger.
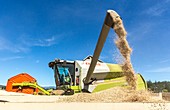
[84,10,122,84]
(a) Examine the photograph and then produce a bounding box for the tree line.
[147,80,170,93]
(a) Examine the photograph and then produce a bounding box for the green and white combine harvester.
[48,10,147,95]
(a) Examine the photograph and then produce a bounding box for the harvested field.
[163,93,170,101]
[57,87,164,103]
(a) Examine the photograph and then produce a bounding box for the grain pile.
[111,12,137,90]
[57,87,161,103]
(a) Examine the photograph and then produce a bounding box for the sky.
[0,0,170,86]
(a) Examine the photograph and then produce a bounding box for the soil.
[57,87,163,103]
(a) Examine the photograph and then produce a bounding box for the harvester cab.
[49,59,75,94]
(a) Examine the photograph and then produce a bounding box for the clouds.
[159,59,170,64]
[0,36,27,53]
[146,66,170,73]
[127,22,154,42]
[0,34,64,53]
[144,58,170,73]
[145,0,170,16]
[20,36,59,47]
[0,56,24,61]
[35,60,40,63]
[127,1,170,44]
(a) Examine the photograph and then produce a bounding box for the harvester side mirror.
[48,62,55,68]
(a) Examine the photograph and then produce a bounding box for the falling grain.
[112,14,137,90]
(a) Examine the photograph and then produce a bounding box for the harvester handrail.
[12,82,50,95]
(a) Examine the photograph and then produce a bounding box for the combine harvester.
[48,10,147,95]
[6,10,147,95]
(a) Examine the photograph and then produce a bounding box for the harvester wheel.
[64,89,74,95]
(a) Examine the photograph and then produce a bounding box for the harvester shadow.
[0,100,9,102]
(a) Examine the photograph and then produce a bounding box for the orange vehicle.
[6,73,39,94]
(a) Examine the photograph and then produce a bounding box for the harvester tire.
[64,89,74,95]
